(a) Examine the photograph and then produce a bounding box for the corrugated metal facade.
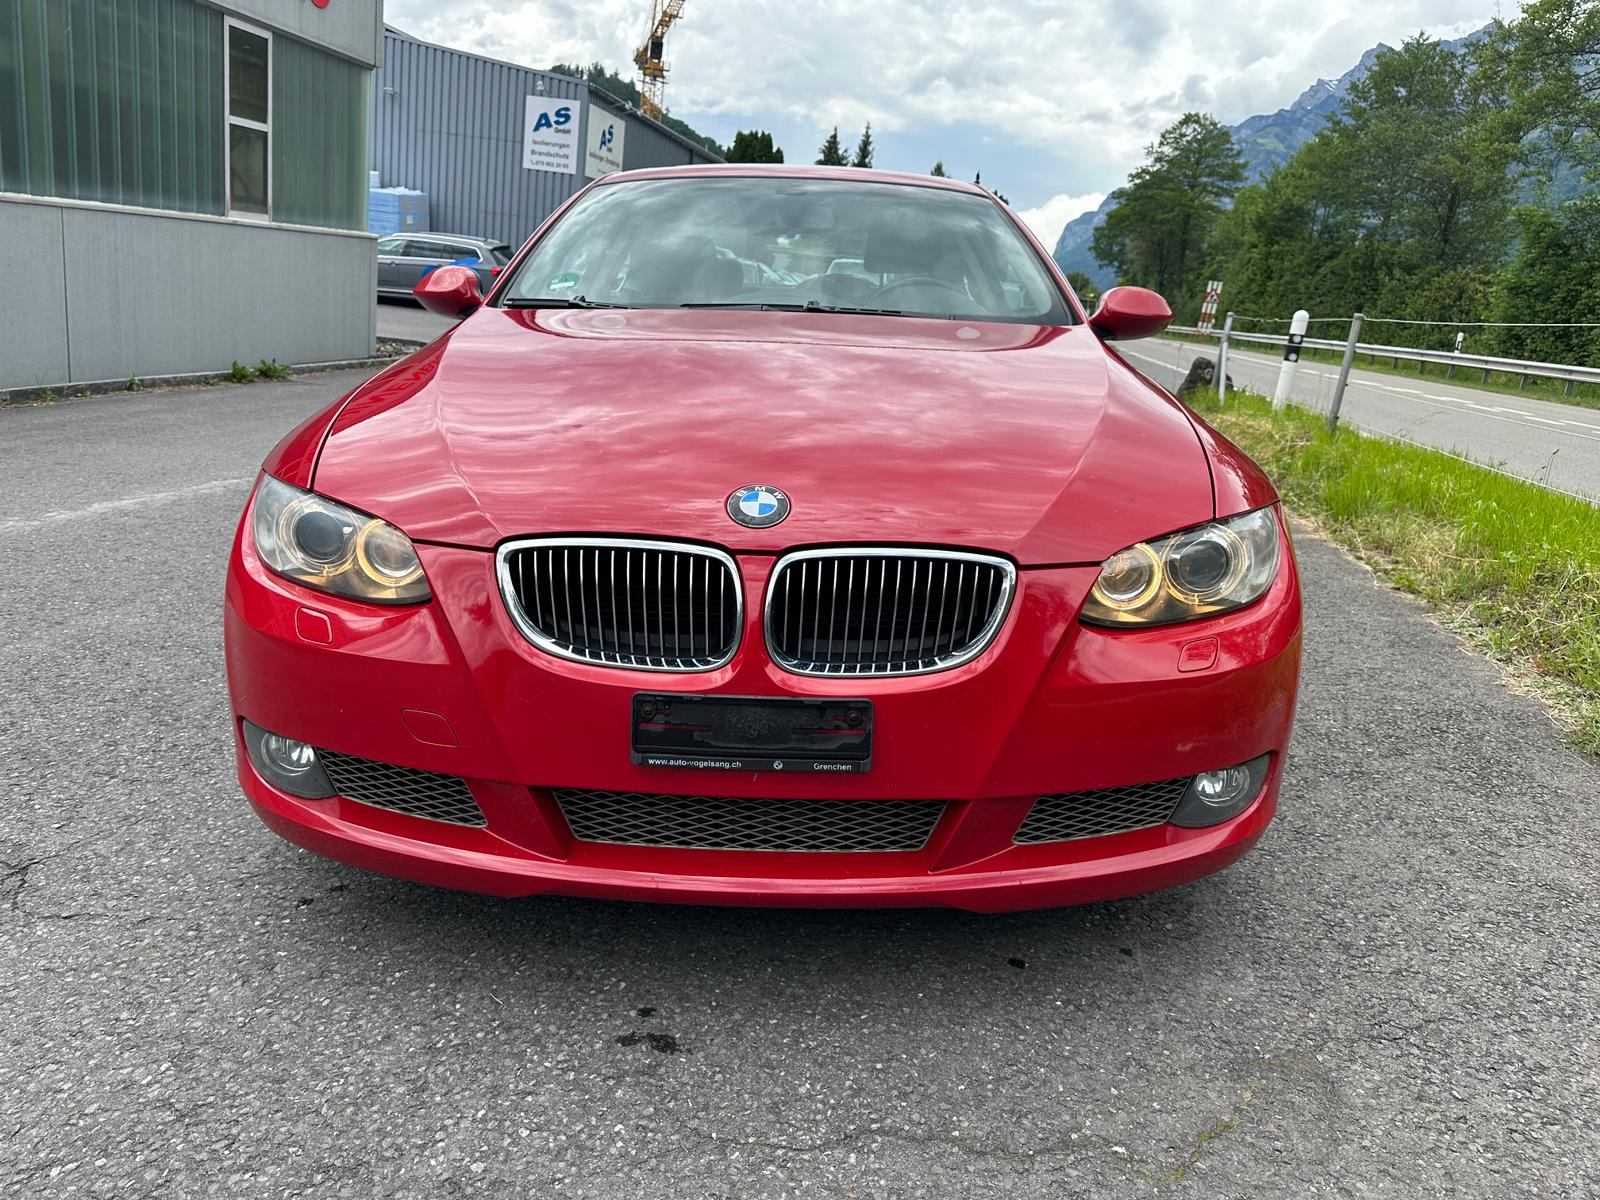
[371,27,720,250]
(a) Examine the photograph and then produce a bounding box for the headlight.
[1081,506,1279,626]
[251,476,431,604]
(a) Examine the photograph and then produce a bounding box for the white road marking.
[0,477,253,535]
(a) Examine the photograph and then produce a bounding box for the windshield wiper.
[501,295,628,309]
[678,301,821,312]
[803,303,918,318]
[679,300,920,317]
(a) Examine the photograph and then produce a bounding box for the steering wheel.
[871,275,970,303]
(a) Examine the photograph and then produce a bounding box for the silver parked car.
[375,233,514,300]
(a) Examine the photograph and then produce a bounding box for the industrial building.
[0,3,720,393]
[370,26,722,252]
[1,0,385,391]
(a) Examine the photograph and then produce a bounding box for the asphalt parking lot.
[2,370,1596,1198]
[377,297,458,345]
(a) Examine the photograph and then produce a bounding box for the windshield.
[498,176,1073,324]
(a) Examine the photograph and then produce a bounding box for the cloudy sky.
[385,0,1513,247]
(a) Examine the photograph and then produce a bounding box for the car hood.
[314,308,1213,565]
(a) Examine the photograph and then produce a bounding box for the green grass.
[1163,333,1600,412]
[1187,388,1600,755]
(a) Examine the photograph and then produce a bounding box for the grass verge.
[1162,333,1600,412]
[1186,387,1600,756]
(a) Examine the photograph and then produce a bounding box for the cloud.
[1016,193,1106,249]
[383,0,1516,209]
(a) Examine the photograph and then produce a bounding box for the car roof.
[588,162,991,197]
[395,232,493,246]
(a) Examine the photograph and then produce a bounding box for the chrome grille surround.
[497,538,743,672]
[554,789,944,852]
[1012,777,1189,844]
[318,751,487,827]
[764,548,1017,677]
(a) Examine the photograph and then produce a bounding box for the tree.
[1091,112,1246,303]
[930,161,947,177]
[852,124,875,168]
[1206,36,1518,327]
[1489,197,1600,364]
[727,130,784,163]
[1065,271,1101,306]
[973,172,1009,205]
[1476,0,1600,181]
[1324,36,1516,272]
[816,127,848,166]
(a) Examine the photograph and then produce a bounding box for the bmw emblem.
[727,484,790,529]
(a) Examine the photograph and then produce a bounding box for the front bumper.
[225,506,1302,913]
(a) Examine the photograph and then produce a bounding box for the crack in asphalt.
[0,858,44,911]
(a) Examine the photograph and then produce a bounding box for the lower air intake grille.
[554,790,943,852]
[1013,778,1189,844]
[319,751,487,827]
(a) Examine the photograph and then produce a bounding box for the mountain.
[1053,31,1485,288]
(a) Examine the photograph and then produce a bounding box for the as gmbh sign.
[586,115,627,179]
[523,97,581,175]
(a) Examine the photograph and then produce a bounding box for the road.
[1126,337,1600,501]
[4,373,1594,1197]
[378,297,457,345]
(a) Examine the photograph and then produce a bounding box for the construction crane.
[632,0,685,123]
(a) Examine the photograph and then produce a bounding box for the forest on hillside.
[547,62,725,157]
[1091,0,1600,365]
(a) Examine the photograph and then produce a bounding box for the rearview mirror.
[414,265,484,318]
[1088,286,1172,341]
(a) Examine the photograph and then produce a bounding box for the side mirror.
[414,265,484,318]
[1088,286,1172,341]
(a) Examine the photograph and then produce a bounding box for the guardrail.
[1160,320,1597,505]
[1169,324,1600,393]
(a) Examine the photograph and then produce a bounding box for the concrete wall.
[213,0,383,68]
[0,194,376,391]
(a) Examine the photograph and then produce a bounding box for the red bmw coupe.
[225,165,1301,911]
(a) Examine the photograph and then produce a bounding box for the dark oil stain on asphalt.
[616,1031,682,1055]
[636,1006,657,1018]
[1008,958,1027,969]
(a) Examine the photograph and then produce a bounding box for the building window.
[226,21,271,217]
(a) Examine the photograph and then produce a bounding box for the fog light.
[242,720,336,799]
[261,733,317,776]
[1193,766,1252,807]
[1171,754,1271,828]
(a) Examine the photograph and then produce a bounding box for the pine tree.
[816,127,848,166]
[930,161,947,177]
[852,123,875,168]
[973,172,1009,205]
[727,130,785,163]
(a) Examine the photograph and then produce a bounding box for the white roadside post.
[1447,330,1465,379]
[1217,311,1235,405]
[1325,312,1365,435]
[1271,309,1310,412]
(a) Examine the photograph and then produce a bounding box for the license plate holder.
[631,694,873,774]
